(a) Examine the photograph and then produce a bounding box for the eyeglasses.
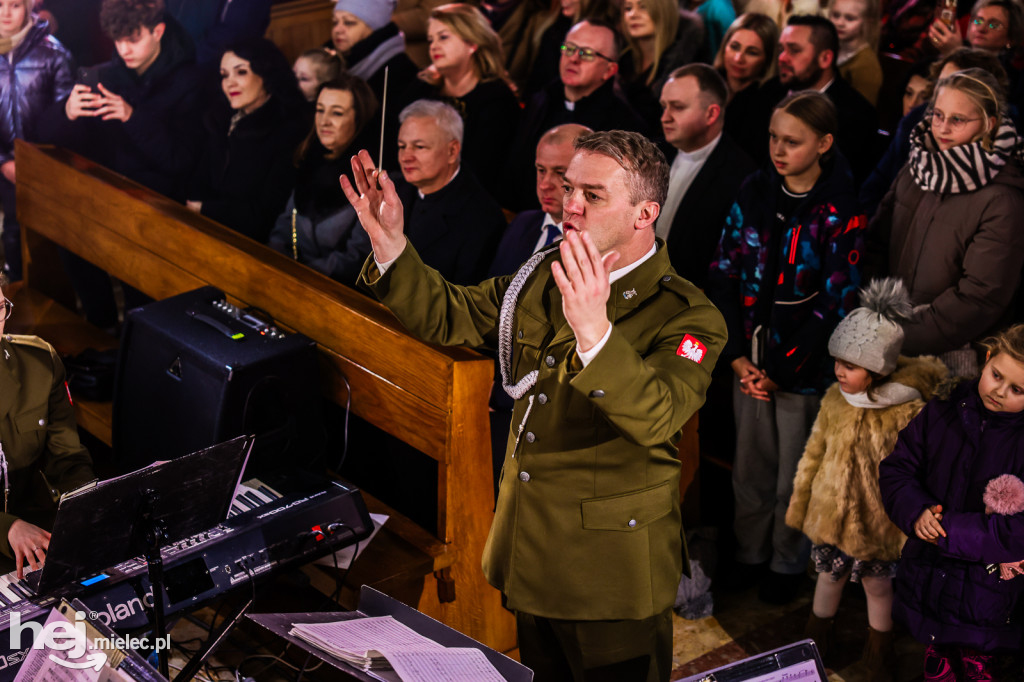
[560,42,614,62]
[1,299,12,321]
[928,108,983,130]
[971,16,1006,30]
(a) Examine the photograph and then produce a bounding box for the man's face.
[559,22,618,97]
[115,23,165,75]
[777,25,828,88]
[659,76,713,152]
[535,139,575,221]
[397,116,459,194]
[561,150,641,255]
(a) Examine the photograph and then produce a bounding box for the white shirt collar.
[609,242,657,284]
[674,133,722,165]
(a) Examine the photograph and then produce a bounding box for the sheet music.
[744,659,823,682]
[383,648,506,682]
[14,608,102,682]
[290,616,442,661]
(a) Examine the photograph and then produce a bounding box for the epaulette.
[657,271,705,306]
[4,334,54,353]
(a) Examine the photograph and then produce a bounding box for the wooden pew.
[14,140,517,653]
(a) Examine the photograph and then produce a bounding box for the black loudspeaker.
[112,286,324,476]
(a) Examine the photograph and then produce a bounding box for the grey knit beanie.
[828,278,912,375]
[334,0,396,31]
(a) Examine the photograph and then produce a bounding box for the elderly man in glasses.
[503,19,650,210]
[0,277,95,580]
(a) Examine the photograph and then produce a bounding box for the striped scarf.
[909,116,1024,194]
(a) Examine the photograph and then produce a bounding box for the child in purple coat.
[880,324,1024,681]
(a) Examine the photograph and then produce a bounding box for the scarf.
[0,16,32,56]
[908,115,1023,194]
[349,32,405,82]
[840,381,922,408]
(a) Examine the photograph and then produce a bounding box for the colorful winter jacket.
[707,154,865,394]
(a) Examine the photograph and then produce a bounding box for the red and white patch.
[676,335,706,363]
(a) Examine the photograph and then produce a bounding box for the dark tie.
[541,224,560,248]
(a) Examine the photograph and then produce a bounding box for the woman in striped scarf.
[866,67,1024,377]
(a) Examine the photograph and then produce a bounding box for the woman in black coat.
[186,37,308,242]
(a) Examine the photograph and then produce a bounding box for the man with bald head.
[505,19,648,209]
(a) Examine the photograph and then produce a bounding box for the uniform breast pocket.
[15,407,48,435]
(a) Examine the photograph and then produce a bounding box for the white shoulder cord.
[498,250,548,400]
[0,442,8,513]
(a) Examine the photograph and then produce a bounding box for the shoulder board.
[658,272,709,306]
[4,335,55,353]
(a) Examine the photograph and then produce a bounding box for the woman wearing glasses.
[402,3,520,202]
[0,276,95,580]
[928,0,1024,56]
[866,68,1024,375]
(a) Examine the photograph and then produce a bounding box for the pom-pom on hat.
[828,278,912,376]
[333,0,397,31]
[983,474,1024,515]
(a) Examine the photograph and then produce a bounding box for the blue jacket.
[706,154,865,394]
[880,379,1024,652]
[0,18,74,165]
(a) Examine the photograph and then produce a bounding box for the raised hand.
[550,230,618,353]
[339,149,408,264]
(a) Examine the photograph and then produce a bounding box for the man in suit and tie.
[657,64,755,290]
[489,123,592,279]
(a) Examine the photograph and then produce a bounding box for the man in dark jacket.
[392,99,505,286]
[762,15,879,185]
[657,64,754,290]
[42,0,204,328]
[505,19,649,209]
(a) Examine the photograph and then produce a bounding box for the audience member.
[386,99,505,284]
[186,38,308,243]
[860,47,1006,216]
[618,0,707,126]
[508,19,648,208]
[713,13,779,163]
[404,3,521,202]
[707,92,864,606]
[268,75,379,284]
[165,0,272,65]
[766,14,880,185]
[42,0,204,329]
[0,0,73,281]
[331,0,417,105]
[393,0,449,67]
[493,0,561,90]
[524,0,620,94]
[900,59,934,116]
[486,121,590,495]
[830,0,884,105]
[697,0,737,58]
[785,278,946,679]
[865,68,1024,376]
[880,324,1024,681]
[657,64,755,289]
[293,47,344,102]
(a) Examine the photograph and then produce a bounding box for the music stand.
[34,435,252,677]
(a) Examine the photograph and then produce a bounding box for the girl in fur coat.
[785,278,947,680]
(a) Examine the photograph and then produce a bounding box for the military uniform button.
[545,355,556,367]
[662,276,671,282]
[537,393,548,405]
[525,432,536,443]
[517,330,524,340]
[589,389,605,398]
[628,518,637,528]
[38,419,45,426]
[519,472,530,482]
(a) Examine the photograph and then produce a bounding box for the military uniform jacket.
[0,335,94,558]
[362,240,727,621]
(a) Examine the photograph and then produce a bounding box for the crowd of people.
[3,0,1024,679]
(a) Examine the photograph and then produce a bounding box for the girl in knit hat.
[785,278,947,680]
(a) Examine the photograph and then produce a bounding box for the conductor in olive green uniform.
[0,280,95,578]
[344,131,727,682]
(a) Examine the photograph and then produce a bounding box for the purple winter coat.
[0,18,73,165]
[879,379,1024,651]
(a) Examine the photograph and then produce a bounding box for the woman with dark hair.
[267,75,379,285]
[713,13,778,162]
[618,0,706,126]
[707,91,865,606]
[403,3,520,199]
[186,37,308,242]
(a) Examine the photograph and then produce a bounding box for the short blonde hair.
[826,0,881,51]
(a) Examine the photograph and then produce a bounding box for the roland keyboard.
[0,475,372,679]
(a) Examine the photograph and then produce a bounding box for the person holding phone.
[0,0,74,281]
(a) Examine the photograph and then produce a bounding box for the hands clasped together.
[65,83,134,122]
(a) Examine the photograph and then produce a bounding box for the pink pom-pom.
[984,474,1024,516]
